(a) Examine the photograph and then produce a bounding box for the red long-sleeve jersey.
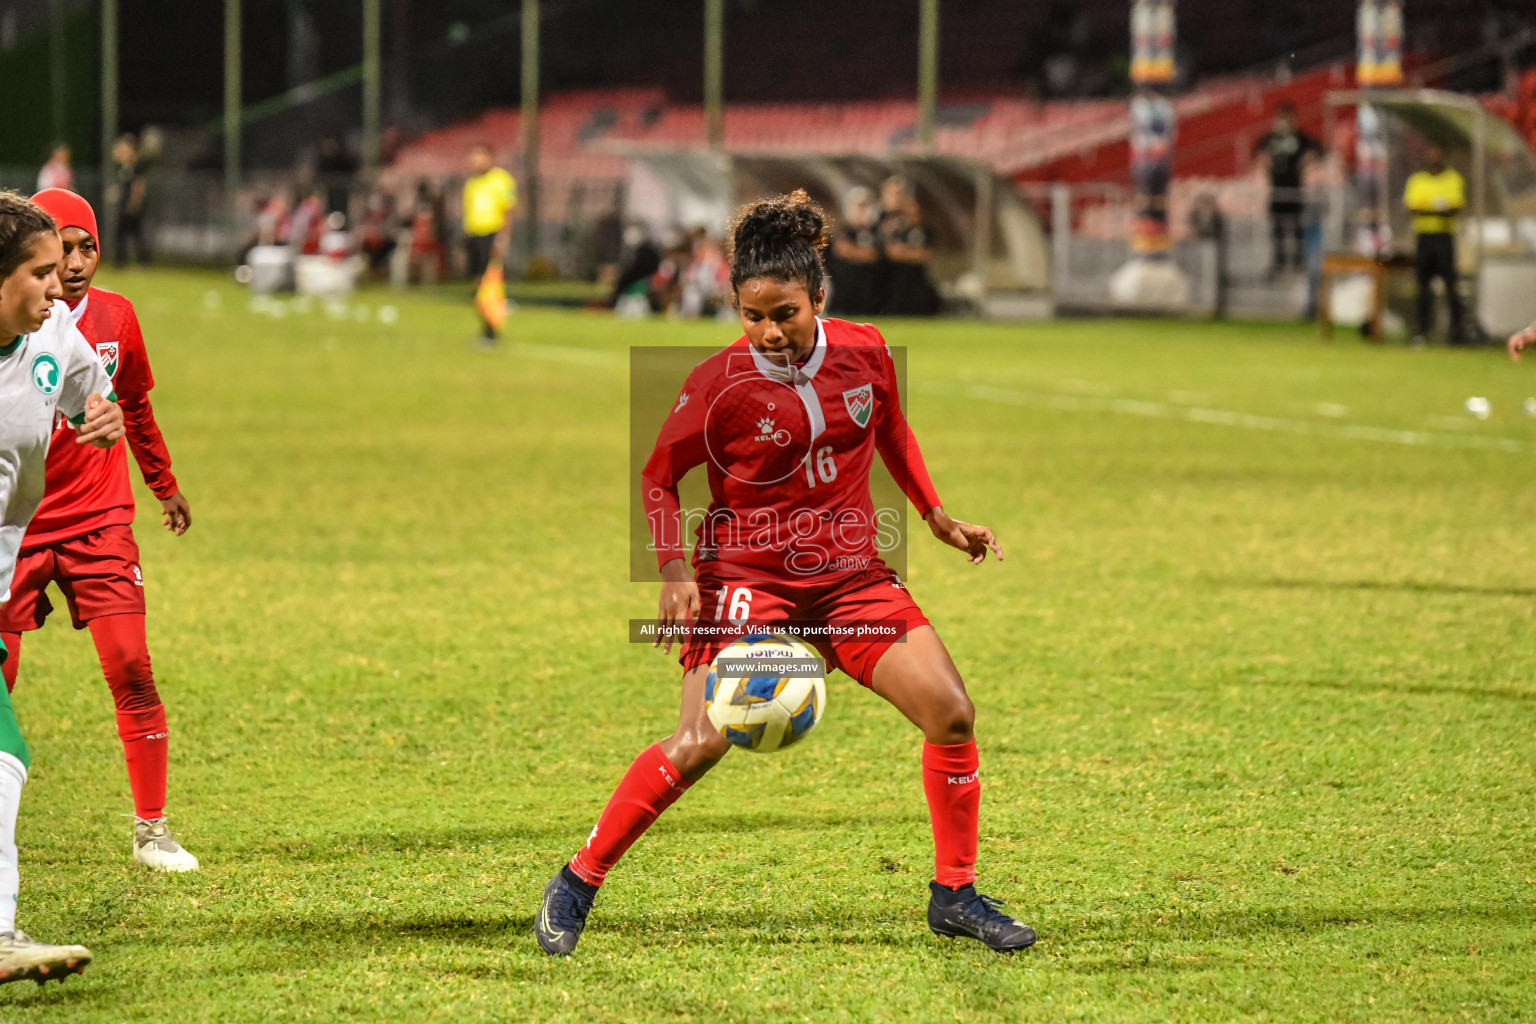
[22,287,179,551]
[642,318,940,582]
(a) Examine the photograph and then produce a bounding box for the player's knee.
[101,647,158,712]
[666,726,730,777]
[928,690,974,745]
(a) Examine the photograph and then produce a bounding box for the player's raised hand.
[925,506,1004,565]
[656,558,701,654]
[1509,322,1536,362]
[74,393,124,448]
[160,491,192,535]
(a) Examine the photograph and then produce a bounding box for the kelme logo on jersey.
[95,341,120,379]
[842,383,874,428]
[29,353,61,396]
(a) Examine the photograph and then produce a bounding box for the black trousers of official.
[1270,201,1304,272]
[1414,233,1463,340]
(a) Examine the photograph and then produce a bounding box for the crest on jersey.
[95,341,119,379]
[842,383,874,428]
[29,353,60,396]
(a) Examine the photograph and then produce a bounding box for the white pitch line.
[922,381,1524,454]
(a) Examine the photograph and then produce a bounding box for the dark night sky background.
[0,0,1530,166]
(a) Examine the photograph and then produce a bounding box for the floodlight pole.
[100,0,118,212]
[224,0,242,232]
[362,0,381,174]
[521,0,540,266]
[705,0,724,150]
[917,0,938,153]
[49,0,66,147]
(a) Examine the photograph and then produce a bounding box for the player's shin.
[89,615,168,820]
[116,705,168,821]
[567,743,693,887]
[922,738,979,888]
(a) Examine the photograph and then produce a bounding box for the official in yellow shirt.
[462,143,516,342]
[1403,146,1466,344]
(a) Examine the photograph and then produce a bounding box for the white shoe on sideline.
[133,817,200,872]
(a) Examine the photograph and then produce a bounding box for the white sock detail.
[0,753,26,936]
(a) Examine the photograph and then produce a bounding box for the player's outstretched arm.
[1509,322,1536,362]
[656,557,701,655]
[924,506,1004,565]
[74,393,124,449]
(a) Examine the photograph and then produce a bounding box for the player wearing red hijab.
[2,189,197,872]
[535,191,1035,955]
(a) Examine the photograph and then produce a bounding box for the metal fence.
[1023,180,1354,318]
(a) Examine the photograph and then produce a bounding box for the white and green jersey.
[0,300,114,601]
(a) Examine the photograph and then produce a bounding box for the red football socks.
[89,615,168,820]
[116,704,169,820]
[922,738,980,888]
[569,743,692,887]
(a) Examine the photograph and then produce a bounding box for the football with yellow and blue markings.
[705,633,827,753]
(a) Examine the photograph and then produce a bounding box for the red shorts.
[0,524,146,632]
[681,564,930,687]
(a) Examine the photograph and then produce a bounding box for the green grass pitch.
[2,268,1534,1021]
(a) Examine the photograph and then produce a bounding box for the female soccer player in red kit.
[536,191,1034,955]
[0,189,197,872]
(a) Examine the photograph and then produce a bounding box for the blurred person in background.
[35,144,72,193]
[288,189,326,256]
[828,186,881,317]
[878,178,941,316]
[254,189,292,248]
[461,144,516,343]
[1187,192,1228,320]
[317,136,359,217]
[1510,320,1536,361]
[409,181,447,285]
[107,135,149,268]
[648,230,694,315]
[1253,102,1321,275]
[604,225,662,313]
[1404,145,1466,346]
[677,229,730,319]
[359,190,400,280]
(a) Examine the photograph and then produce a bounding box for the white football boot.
[133,817,200,872]
[0,932,91,985]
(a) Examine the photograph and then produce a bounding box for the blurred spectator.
[1253,102,1321,274]
[409,180,448,284]
[605,225,661,312]
[289,190,326,256]
[877,178,941,316]
[1404,144,1466,345]
[648,230,693,315]
[107,134,150,267]
[255,190,293,247]
[678,229,731,319]
[359,191,400,279]
[828,186,881,317]
[1187,192,1227,319]
[36,143,72,192]
[317,136,360,216]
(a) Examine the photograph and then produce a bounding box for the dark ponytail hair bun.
[0,191,58,280]
[729,189,828,297]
